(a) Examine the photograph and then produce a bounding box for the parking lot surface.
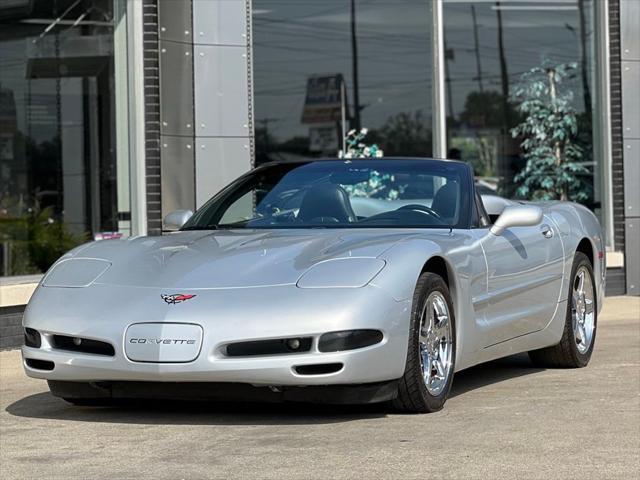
[1,296,639,479]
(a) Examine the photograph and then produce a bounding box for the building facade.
[0,0,638,347]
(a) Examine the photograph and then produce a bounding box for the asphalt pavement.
[1,296,638,479]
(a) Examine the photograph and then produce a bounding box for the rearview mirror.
[490,205,542,236]
[163,210,193,231]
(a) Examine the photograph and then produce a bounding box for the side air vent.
[52,335,115,357]
[25,358,55,371]
[225,337,313,357]
[24,328,42,348]
[294,363,343,376]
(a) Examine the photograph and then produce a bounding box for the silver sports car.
[22,158,604,412]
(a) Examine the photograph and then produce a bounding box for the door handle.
[541,224,554,239]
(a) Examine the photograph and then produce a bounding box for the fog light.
[24,328,42,348]
[318,329,383,353]
[73,337,82,346]
[286,338,301,350]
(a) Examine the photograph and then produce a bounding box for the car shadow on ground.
[449,352,544,399]
[5,353,544,425]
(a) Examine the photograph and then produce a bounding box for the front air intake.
[225,337,313,357]
[25,358,54,371]
[52,335,115,356]
[294,363,343,375]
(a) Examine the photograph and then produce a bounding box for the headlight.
[296,257,385,289]
[42,258,111,288]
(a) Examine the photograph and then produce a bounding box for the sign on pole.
[301,74,346,124]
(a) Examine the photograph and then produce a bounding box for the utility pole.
[471,5,484,93]
[577,0,592,120]
[350,0,361,131]
[495,1,510,127]
[495,0,511,188]
[444,37,454,122]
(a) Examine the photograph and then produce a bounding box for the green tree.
[510,62,587,202]
[376,111,432,157]
[459,90,513,128]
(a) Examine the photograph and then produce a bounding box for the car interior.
[297,183,358,224]
[290,179,462,226]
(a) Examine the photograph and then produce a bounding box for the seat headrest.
[298,183,356,223]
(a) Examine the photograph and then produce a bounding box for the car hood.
[70,229,422,289]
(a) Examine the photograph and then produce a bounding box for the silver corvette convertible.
[22,158,604,412]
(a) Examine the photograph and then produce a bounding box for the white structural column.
[126,0,147,236]
[620,0,640,295]
[114,0,131,236]
[158,0,196,219]
[431,0,447,160]
[192,0,253,208]
[595,0,615,251]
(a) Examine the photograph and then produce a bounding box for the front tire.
[393,272,456,413]
[528,252,597,368]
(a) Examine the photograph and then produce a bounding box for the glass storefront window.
[442,0,600,215]
[253,0,433,165]
[0,0,128,276]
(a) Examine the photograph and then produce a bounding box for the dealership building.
[0,0,638,346]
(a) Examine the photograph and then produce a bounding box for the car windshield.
[182,159,471,230]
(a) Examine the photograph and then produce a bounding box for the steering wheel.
[396,204,442,219]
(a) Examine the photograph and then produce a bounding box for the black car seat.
[298,183,357,223]
[431,182,458,222]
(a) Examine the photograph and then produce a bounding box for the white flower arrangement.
[337,128,401,200]
[338,128,384,159]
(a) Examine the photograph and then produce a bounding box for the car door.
[477,215,564,345]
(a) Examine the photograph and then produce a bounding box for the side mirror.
[163,210,193,231]
[490,205,542,236]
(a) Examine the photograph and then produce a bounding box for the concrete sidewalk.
[1,296,638,479]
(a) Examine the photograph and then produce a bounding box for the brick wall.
[143,0,163,236]
[0,306,24,350]
[609,0,626,253]
[608,0,626,295]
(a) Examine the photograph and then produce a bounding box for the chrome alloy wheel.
[572,266,595,354]
[419,291,453,396]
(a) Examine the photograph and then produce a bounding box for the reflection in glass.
[0,0,123,276]
[443,0,598,213]
[183,160,470,230]
[253,0,433,164]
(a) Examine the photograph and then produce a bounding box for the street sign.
[309,126,338,152]
[301,74,345,124]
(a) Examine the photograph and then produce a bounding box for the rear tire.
[393,272,456,413]
[528,252,597,368]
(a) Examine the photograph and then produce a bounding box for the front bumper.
[22,284,411,387]
[46,379,400,404]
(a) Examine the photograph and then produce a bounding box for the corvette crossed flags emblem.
[160,294,196,305]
